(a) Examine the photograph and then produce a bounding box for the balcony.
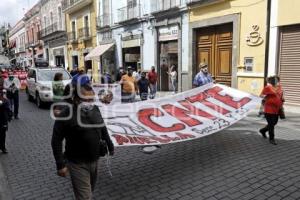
[78,27,91,40]
[96,14,111,30]
[151,0,181,13]
[40,23,62,38]
[117,4,141,24]
[62,0,93,14]
[67,31,77,42]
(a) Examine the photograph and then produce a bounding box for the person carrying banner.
[259,76,284,145]
[148,66,158,99]
[0,89,11,154]
[51,84,114,200]
[120,67,137,103]
[4,71,21,119]
[193,63,213,87]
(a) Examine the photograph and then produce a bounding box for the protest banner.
[100,83,261,147]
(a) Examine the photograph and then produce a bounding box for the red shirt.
[261,85,283,114]
[148,71,157,84]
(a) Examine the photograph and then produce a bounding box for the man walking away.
[4,71,21,119]
[120,67,137,103]
[0,89,11,153]
[193,63,213,87]
[51,84,114,199]
[148,66,158,99]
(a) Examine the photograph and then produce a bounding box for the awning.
[85,43,114,62]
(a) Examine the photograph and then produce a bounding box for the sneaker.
[1,149,8,154]
[269,140,277,145]
[259,129,267,138]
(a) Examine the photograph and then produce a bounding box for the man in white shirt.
[4,71,21,119]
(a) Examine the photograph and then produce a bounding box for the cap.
[199,63,208,68]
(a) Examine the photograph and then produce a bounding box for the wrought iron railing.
[67,31,77,41]
[117,4,141,23]
[151,0,181,13]
[40,23,59,38]
[96,14,111,28]
[78,27,90,39]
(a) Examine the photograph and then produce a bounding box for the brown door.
[196,23,233,86]
[278,25,300,105]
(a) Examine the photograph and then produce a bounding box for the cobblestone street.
[1,92,300,200]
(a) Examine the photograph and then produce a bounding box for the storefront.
[157,25,179,91]
[121,33,142,71]
[53,47,65,68]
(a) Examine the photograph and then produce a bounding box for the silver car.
[26,67,72,108]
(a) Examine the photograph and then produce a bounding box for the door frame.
[189,14,240,89]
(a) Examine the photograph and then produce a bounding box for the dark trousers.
[260,113,279,140]
[8,91,19,118]
[68,161,98,200]
[0,127,7,150]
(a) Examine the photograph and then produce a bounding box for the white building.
[40,0,68,68]
[95,0,190,91]
[8,20,27,67]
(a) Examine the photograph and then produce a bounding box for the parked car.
[26,67,72,108]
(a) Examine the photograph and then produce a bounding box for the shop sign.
[159,26,178,41]
[53,48,64,56]
[122,39,140,48]
[125,54,140,62]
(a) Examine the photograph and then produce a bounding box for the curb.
[0,161,13,200]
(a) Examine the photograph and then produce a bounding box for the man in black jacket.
[0,89,11,153]
[51,84,114,200]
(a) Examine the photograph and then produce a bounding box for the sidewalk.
[0,158,13,200]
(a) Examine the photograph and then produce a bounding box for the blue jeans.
[149,83,157,99]
[171,79,177,93]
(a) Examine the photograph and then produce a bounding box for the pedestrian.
[0,70,5,91]
[0,89,11,154]
[259,76,284,145]
[70,67,78,77]
[52,73,65,115]
[193,63,213,87]
[120,67,137,103]
[4,71,21,119]
[137,72,150,101]
[147,66,158,99]
[116,68,125,82]
[72,67,90,87]
[167,65,177,94]
[51,84,114,200]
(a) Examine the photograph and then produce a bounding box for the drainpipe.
[264,0,271,85]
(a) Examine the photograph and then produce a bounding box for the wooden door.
[196,23,233,86]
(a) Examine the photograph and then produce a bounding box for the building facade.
[96,0,190,91]
[62,0,98,80]
[24,2,44,67]
[268,0,300,105]
[40,0,68,68]
[188,0,268,95]
[8,20,26,67]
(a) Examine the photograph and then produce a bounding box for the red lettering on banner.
[187,92,230,115]
[205,86,251,109]
[162,100,215,127]
[176,132,196,140]
[112,134,130,145]
[137,108,185,132]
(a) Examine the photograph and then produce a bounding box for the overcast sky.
[0,0,39,26]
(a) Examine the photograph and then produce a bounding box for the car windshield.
[37,70,71,81]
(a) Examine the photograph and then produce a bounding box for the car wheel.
[26,88,33,102]
[36,92,44,108]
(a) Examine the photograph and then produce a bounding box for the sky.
[0,0,39,27]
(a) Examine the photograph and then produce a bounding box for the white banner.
[92,84,121,106]
[100,83,261,147]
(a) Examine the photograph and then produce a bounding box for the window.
[244,57,254,72]
[44,16,47,29]
[58,7,62,29]
[50,12,53,25]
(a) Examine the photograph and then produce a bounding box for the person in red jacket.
[259,76,284,145]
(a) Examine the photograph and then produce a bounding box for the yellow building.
[62,0,99,82]
[188,0,268,95]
